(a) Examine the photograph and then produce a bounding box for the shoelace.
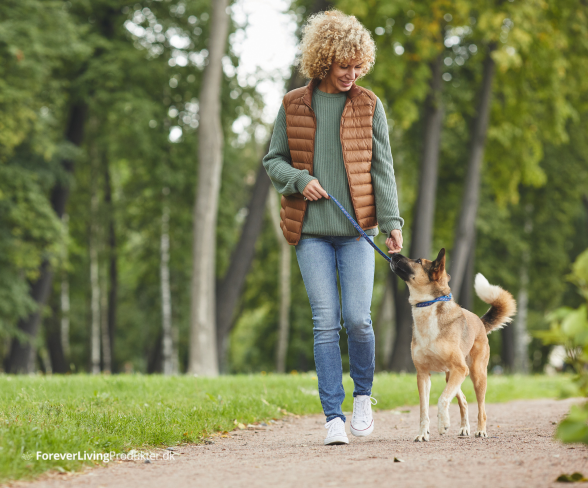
[325,419,345,436]
[353,396,377,420]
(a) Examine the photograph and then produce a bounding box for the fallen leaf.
[556,472,588,482]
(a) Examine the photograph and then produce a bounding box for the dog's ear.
[430,248,446,281]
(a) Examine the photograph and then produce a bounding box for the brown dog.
[390,248,516,441]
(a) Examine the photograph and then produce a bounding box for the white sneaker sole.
[324,435,349,445]
[350,420,374,437]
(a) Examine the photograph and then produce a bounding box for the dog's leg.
[437,365,468,435]
[447,371,470,436]
[414,371,431,442]
[456,389,470,436]
[470,344,490,437]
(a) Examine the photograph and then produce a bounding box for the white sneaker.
[324,418,349,445]
[350,395,377,437]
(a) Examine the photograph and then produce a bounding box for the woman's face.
[325,59,363,92]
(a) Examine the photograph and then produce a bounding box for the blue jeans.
[295,236,376,423]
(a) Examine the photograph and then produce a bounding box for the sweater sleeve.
[371,97,404,235]
[262,104,317,196]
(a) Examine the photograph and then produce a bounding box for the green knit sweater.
[263,86,403,240]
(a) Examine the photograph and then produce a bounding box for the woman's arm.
[262,104,317,196]
[371,97,404,236]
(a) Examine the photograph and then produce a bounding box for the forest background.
[1,0,587,377]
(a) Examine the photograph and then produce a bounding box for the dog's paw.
[414,433,429,442]
[458,426,470,437]
[475,430,487,438]
[438,413,450,435]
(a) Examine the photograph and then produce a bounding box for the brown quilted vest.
[279,78,378,245]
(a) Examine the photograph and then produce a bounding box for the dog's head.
[390,248,451,298]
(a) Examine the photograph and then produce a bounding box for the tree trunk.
[388,279,414,372]
[103,154,117,372]
[214,78,302,367]
[410,54,444,261]
[60,213,70,363]
[214,0,332,370]
[458,233,476,310]
[188,0,230,376]
[267,190,292,373]
[5,103,87,374]
[216,162,272,369]
[513,214,532,374]
[161,188,175,375]
[389,54,444,372]
[45,294,68,373]
[513,260,530,373]
[89,154,101,375]
[147,330,163,374]
[501,323,515,373]
[100,267,111,373]
[375,270,396,371]
[450,45,496,300]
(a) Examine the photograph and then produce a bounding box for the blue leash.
[327,194,392,263]
[327,194,453,307]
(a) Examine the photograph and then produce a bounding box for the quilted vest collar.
[302,78,363,108]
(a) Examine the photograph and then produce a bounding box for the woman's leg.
[295,237,346,422]
[334,236,375,397]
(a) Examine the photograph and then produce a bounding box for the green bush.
[537,248,588,444]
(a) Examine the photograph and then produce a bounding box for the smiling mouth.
[339,79,352,86]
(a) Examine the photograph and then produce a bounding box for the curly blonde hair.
[298,10,376,80]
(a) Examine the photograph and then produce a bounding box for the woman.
[263,10,404,445]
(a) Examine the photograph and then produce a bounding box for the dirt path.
[15,398,588,488]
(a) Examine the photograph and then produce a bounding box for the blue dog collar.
[415,293,452,308]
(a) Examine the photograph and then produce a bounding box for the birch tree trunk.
[60,213,70,361]
[188,0,230,376]
[513,215,532,373]
[90,176,101,375]
[161,188,175,375]
[103,154,117,372]
[268,190,292,373]
[513,260,530,373]
[390,54,444,372]
[100,268,111,373]
[450,45,496,300]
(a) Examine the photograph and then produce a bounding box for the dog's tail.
[474,273,517,334]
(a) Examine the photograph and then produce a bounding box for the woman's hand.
[386,229,403,254]
[302,180,329,201]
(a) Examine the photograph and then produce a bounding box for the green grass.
[0,373,576,483]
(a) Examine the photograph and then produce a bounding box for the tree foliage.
[0,0,587,374]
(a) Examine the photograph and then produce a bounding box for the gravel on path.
[14,398,588,488]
